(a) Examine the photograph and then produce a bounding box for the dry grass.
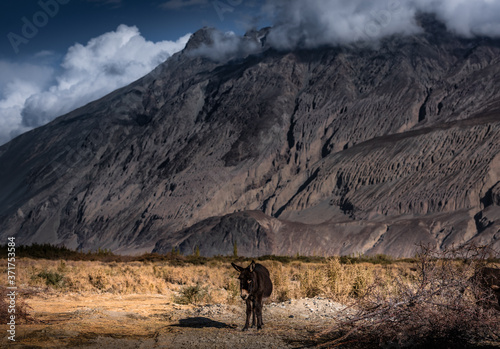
[1,257,412,306]
[1,245,499,348]
[0,286,33,324]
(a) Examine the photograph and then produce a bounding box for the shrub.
[36,270,65,287]
[272,265,291,302]
[326,257,368,301]
[299,267,324,298]
[88,272,107,290]
[350,268,370,298]
[174,284,208,305]
[224,280,240,304]
[319,243,500,348]
[57,260,68,273]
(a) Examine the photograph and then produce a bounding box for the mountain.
[1,21,499,257]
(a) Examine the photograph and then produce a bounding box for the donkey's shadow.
[171,317,237,329]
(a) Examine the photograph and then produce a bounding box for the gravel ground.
[84,297,350,349]
[4,293,498,348]
[2,293,352,348]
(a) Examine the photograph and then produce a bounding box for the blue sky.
[1,0,266,61]
[0,0,268,145]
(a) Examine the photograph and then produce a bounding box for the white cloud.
[0,25,191,145]
[420,0,500,38]
[3,1,500,146]
[33,50,56,58]
[262,0,500,50]
[192,0,500,58]
[0,62,54,143]
[188,29,261,62]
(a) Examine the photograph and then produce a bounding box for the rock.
[0,19,499,257]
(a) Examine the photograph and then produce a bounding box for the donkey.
[231,260,273,330]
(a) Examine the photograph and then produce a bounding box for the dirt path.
[1,293,349,348]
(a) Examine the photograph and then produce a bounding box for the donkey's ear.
[232,262,243,272]
[249,260,256,272]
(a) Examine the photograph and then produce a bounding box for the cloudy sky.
[0,0,265,145]
[1,0,500,146]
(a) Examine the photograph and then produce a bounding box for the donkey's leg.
[255,295,264,330]
[243,298,252,331]
[251,298,256,327]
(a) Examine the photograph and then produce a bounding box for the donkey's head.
[232,260,257,301]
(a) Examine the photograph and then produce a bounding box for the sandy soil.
[0,293,350,348]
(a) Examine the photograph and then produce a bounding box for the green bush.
[37,270,65,287]
[174,284,208,304]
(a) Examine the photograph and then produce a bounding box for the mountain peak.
[183,27,217,51]
[244,27,271,47]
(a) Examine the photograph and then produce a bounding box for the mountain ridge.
[1,21,499,257]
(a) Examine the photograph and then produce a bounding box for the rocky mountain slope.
[1,19,499,257]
